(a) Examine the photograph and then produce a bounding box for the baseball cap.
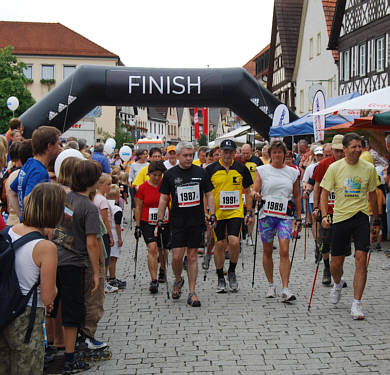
[314,146,323,155]
[220,139,237,151]
[167,145,176,153]
[332,134,344,150]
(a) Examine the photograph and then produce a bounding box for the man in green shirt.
[320,133,379,320]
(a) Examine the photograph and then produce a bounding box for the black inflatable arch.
[19,65,298,138]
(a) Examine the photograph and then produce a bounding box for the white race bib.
[242,194,246,205]
[220,190,240,210]
[148,207,169,224]
[263,196,288,218]
[328,190,335,207]
[177,184,200,207]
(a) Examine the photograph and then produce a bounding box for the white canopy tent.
[312,86,390,116]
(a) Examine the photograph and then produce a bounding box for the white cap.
[314,146,323,155]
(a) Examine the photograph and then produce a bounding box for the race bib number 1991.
[220,190,240,210]
[177,184,200,207]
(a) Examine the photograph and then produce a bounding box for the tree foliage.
[0,46,35,133]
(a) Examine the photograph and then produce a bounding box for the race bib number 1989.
[177,184,200,207]
[263,197,288,218]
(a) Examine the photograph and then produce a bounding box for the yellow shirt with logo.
[132,165,149,188]
[320,158,377,223]
[245,154,263,184]
[206,160,253,220]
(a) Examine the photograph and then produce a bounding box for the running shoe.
[63,358,90,374]
[322,267,331,285]
[149,280,159,294]
[341,276,347,288]
[351,302,365,320]
[265,285,276,298]
[85,337,108,350]
[227,271,239,292]
[375,243,382,251]
[104,281,118,294]
[330,285,342,304]
[281,290,296,302]
[108,278,126,289]
[382,263,390,270]
[216,277,227,293]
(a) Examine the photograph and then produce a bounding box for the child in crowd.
[52,160,102,374]
[107,184,126,289]
[93,174,116,294]
[119,172,129,209]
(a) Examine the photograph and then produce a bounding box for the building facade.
[0,21,121,139]
[293,0,338,115]
[328,0,390,95]
[243,45,270,87]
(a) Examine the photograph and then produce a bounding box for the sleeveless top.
[9,228,45,307]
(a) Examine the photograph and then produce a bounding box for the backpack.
[0,227,44,343]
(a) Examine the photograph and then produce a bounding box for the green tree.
[114,117,134,148]
[0,46,35,133]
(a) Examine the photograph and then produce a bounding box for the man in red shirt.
[312,135,344,285]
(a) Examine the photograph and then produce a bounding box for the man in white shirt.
[163,145,178,170]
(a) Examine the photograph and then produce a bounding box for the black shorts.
[57,266,86,328]
[214,218,243,242]
[140,221,170,248]
[331,212,370,256]
[171,225,204,249]
[103,233,111,266]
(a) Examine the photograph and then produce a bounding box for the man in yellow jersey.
[206,139,253,293]
[132,147,162,189]
[193,146,208,166]
[241,143,263,244]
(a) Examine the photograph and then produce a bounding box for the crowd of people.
[0,116,389,374]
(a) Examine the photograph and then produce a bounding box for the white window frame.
[376,36,385,72]
[23,64,33,80]
[299,89,304,113]
[309,38,313,60]
[316,33,321,56]
[359,43,366,77]
[41,64,55,80]
[63,65,76,80]
[343,50,350,81]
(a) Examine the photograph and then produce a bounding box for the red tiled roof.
[322,0,339,61]
[0,21,120,60]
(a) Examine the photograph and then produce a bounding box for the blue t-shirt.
[92,152,111,173]
[10,158,50,214]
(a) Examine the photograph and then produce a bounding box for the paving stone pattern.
[86,213,390,374]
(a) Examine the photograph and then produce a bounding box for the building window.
[41,65,55,80]
[376,36,385,72]
[23,64,33,80]
[63,65,76,80]
[359,44,366,77]
[343,50,350,81]
[316,33,321,55]
[309,38,313,59]
[299,89,304,113]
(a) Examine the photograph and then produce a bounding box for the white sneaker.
[281,289,296,302]
[330,285,342,304]
[351,302,365,320]
[265,286,276,298]
[104,281,118,294]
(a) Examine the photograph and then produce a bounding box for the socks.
[335,280,344,289]
[353,299,361,304]
[268,282,274,288]
[281,287,288,294]
[64,352,75,363]
[216,268,224,279]
[228,262,237,273]
[323,258,330,268]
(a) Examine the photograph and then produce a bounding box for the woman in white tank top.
[252,141,302,303]
[0,182,66,375]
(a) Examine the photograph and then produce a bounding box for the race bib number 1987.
[177,184,200,207]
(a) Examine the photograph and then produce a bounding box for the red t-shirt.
[135,181,169,224]
[312,155,335,214]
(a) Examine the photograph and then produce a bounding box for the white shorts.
[110,244,121,258]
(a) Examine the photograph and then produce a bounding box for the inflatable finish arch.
[19,65,298,138]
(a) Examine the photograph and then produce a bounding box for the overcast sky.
[2,0,274,68]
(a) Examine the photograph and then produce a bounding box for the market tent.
[325,112,390,132]
[269,92,360,137]
[313,86,390,116]
[373,111,390,125]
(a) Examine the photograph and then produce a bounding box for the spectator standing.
[92,143,111,174]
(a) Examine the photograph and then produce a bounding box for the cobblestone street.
[87,213,390,374]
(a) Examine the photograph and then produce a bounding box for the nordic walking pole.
[159,230,170,299]
[290,228,299,270]
[203,229,212,281]
[133,238,139,279]
[308,219,322,311]
[304,199,308,260]
[252,205,260,288]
